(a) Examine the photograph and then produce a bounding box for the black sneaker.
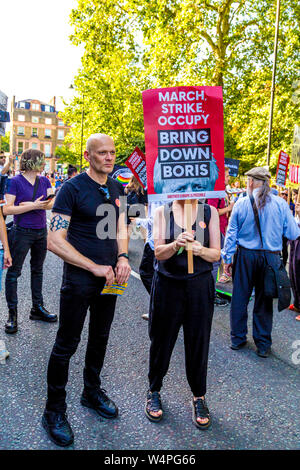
[230,341,247,350]
[42,410,74,447]
[145,390,163,422]
[256,348,271,358]
[214,295,229,307]
[81,388,118,419]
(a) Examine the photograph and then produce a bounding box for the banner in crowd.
[291,125,300,165]
[276,150,290,187]
[224,158,240,177]
[124,147,147,189]
[142,86,226,202]
[289,164,300,184]
[110,165,133,187]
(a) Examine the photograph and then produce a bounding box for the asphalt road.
[0,232,299,450]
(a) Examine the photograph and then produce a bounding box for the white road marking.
[130,270,141,280]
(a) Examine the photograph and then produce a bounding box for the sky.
[1,0,83,112]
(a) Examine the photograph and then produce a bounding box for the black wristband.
[118,253,129,260]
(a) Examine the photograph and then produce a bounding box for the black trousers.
[148,271,214,397]
[289,239,300,309]
[5,226,47,308]
[282,236,288,267]
[230,246,274,350]
[46,264,117,413]
[139,242,155,294]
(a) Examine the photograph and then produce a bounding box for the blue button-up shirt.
[222,188,300,263]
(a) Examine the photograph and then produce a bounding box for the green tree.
[63,0,300,173]
[0,132,10,152]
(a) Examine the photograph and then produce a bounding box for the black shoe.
[42,410,74,447]
[214,295,229,307]
[30,305,57,323]
[5,308,18,334]
[145,390,163,422]
[230,341,247,350]
[81,388,118,419]
[256,348,271,358]
[192,397,211,430]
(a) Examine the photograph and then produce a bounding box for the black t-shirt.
[52,172,124,267]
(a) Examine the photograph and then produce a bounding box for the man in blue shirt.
[222,167,300,357]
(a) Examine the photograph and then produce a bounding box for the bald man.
[42,134,131,447]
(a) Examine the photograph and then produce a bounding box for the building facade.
[0,90,9,138]
[10,96,69,173]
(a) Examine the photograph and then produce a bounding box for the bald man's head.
[86,134,114,153]
[84,133,116,176]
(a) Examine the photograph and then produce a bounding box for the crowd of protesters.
[0,141,299,447]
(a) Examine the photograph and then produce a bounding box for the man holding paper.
[42,133,131,447]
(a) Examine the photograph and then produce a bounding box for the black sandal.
[192,397,211,430]
[145,390,163,422]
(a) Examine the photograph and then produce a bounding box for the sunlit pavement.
[0,235,299,450]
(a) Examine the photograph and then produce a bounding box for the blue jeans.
[5,226,47,308]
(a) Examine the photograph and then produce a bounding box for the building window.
[19,102,26,109]
[45,128,51,138]
[57,130,64,140]
[18,115,25,122]
[45,118,52,125]
[17,126,25,135]
[44,144,51,157]
[18,142,24,154]
[45,105,51,112]
[32,128,38,137]
[32,116,39,123]
[32,103,39,111]
[32,143,38,149]
[58,120,64,126]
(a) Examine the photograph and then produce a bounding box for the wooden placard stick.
[297,187,300,204]
[184,199,194,274]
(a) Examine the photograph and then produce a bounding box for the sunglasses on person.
[98,185,111,203]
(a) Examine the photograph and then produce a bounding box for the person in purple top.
[3,149,57,334]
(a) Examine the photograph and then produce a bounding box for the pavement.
[0,234,299,450]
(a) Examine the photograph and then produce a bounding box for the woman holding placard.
[145,198,220,429]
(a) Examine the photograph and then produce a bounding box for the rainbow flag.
[110,165,133,187]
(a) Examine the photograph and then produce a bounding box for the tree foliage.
[61,0,300,174]
[0,133,10,153]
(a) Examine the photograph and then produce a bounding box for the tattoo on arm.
[50,214,70,232]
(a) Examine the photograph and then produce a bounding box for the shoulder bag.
[249,194,291,311]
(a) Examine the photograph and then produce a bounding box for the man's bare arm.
[115,211,131,285]
[48,213,114,284]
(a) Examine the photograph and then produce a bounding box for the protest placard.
[142,86,225,203]
[110,165,133,187]
[276,150,290,187]
[225,158,240,177]
[125,147,147,189]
